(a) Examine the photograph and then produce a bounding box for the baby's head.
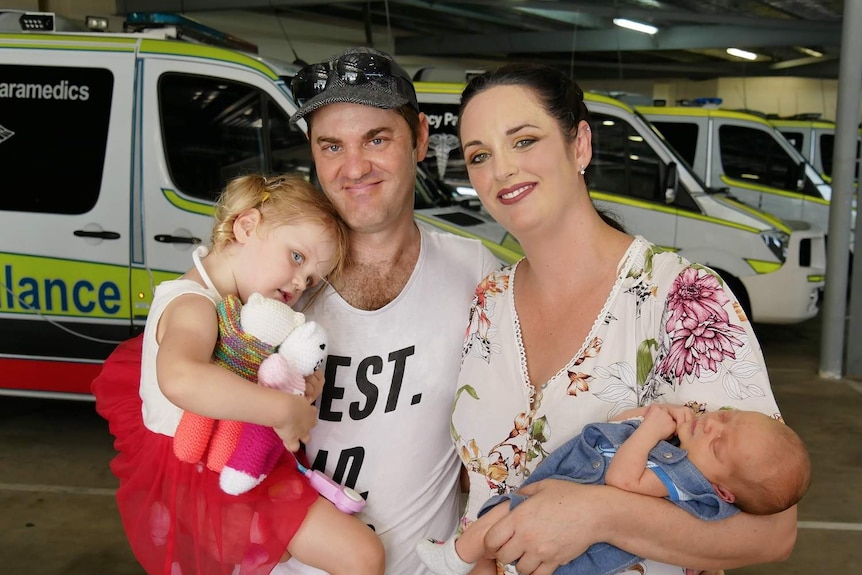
[679,409,810,515]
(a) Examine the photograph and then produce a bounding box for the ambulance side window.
[589,112,662,202]
[819,133,834,177]
[0,64,112,214]
[719,125,799,192]
[159,74,307,202]
[267,99,312,178]
[782,131,804,152]
[650,121,698,167]
[821,135,859,179]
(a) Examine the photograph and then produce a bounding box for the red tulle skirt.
[92,334,319,575]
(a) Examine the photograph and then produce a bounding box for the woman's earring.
[580,166,586,175]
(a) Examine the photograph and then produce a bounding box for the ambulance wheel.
[714,270,752,323]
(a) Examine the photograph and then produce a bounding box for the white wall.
[717,76,840,119]
[579,76,856,121]
[4,0,39,9]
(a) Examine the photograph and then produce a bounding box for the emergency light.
[18,11,55,32]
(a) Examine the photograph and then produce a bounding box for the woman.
[450,64,797,575]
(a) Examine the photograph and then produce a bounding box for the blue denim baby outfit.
[478,418,739,575]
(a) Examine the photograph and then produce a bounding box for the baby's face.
[677,410,776,486]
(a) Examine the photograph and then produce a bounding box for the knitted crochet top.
[213,294,277,382]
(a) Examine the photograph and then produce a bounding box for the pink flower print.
[665,268,732,331]
[658,268,745,379]
[463,273,508,361]
[466,275,507,336]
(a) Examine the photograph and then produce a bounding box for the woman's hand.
[272,392,318,452]
[488,475,796,573]
[483,480,606,575]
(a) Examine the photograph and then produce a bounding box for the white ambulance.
[417,82,825,325]
[0,11,522,399]
[770,116,860,185]
[638,106,836,238]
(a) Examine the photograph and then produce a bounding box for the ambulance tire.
[714,270,752,324]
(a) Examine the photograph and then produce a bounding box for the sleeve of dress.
[648,258,782,419]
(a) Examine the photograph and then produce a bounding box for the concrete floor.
[1,314,860,574]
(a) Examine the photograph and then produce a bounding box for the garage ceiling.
[116,0,846,80]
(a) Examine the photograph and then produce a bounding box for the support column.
[819,0,862,378]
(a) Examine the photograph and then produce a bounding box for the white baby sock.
[415,538,475,575]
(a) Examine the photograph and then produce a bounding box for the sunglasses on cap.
[290,52,418,109]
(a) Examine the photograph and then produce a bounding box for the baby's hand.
[641,404,679,439]
[644,404,696,438]
[272,393,318,452]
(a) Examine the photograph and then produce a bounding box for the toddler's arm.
[605,404,678,497]
[156,293,317,451]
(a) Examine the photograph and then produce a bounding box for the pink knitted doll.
[219,320,327,495]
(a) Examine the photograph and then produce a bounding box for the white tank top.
[139,246,222,436]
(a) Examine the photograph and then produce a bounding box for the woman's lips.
[497,182,535,203]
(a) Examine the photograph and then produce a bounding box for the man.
[279,47,499,574]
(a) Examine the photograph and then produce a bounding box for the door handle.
[154,234,202,245]
[74,229,121,240]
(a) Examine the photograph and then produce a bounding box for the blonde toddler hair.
[210,173,349,286]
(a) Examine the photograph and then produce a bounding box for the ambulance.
[417,81,825,324]
[0,11,521,399]
[638,106,837,239]
[769,116,860,185]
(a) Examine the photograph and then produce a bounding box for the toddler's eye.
[292,251,305,264]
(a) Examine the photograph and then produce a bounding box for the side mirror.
[664,162,679,204]
[796,161,806,191]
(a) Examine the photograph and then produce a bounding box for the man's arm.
[482,480,796,575]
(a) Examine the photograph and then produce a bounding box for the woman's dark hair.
[459,63,591,146]
[598,209,626,233]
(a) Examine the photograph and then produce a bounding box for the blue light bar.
[124,12,258,54]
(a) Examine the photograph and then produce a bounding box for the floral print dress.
[451,236,782,575]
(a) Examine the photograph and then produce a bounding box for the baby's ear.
[713,483,736,503]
